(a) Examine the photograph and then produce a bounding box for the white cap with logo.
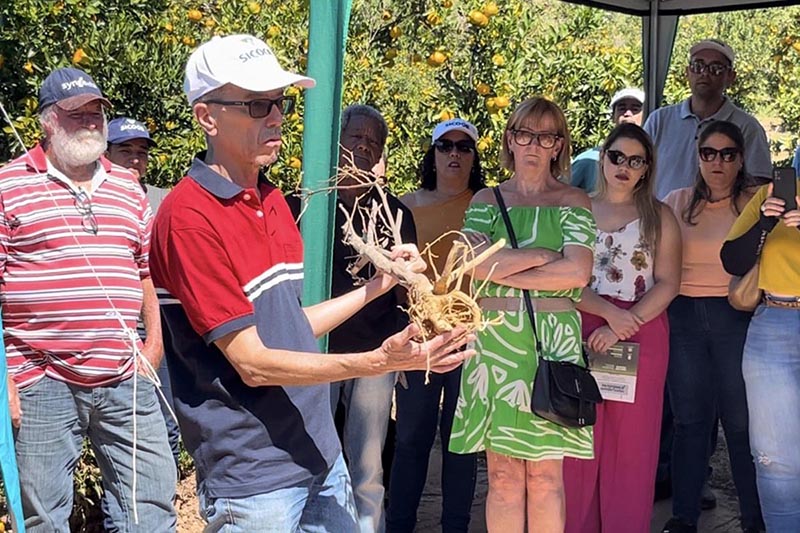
[432,118,479,142]
[689,39,735,66]
[609,88,645,111]
[184,34,316,104]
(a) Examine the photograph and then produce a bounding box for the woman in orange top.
[386,118,485,532]
[662,121,762,533]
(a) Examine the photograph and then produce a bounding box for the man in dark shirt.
[329,104,416,533]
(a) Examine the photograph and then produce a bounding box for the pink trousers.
[563,297,669,533]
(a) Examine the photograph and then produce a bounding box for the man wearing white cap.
[149,34,474,532]
[571,87,645,192]
[644,39,771,200]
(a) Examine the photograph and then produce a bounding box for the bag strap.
[492,187,589,367]
[492,187,543,355]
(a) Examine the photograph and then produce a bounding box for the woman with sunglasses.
[721,145,800,529]
[660,121,763,533]
[563,123,681,533]
[448,97,595,532]
[387,118,485,533]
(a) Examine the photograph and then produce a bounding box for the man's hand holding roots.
[379,324,476,374]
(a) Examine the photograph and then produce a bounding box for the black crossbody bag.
[493,187,602,428]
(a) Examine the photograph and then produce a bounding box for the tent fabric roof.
[562,0,800,16]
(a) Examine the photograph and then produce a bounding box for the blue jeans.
[386,368,477,533]
[156,356,181,467]
[667,296,761,528]
[104,357,182,531]
[199,453,358,532]
[14,375,177,532]
[331,373,395,533]
[742,305,800,532]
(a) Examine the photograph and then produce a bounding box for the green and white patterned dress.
[449,203,597,461]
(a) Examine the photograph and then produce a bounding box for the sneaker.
[662,517,697,533]
[701,481,717,510]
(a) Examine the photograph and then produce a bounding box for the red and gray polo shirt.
[0,144,151,389]
[150,156,339,499]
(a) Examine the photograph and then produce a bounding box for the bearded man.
[0,67,176,532]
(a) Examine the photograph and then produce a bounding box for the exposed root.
[309,153,507,379]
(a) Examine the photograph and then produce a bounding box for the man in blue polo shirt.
[149,34,474,532]
[645,38,772,200]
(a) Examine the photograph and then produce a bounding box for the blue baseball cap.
[107,117,156,147]
[38,67,111,111]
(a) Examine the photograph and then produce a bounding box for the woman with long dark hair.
[387,118,484,532]
[563,123,681,532]
[661,120,763,533]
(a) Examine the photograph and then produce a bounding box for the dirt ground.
[176,429,741,532]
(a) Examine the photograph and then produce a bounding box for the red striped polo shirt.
[0,144,151,389]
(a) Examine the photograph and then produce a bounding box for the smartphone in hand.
[773,167,798,212]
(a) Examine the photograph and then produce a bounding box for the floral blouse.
[590,218,654,302]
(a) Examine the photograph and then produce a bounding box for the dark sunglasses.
[699,146,740,163]
[204,95,295,118]
[509,129,561,149]
[605,149,648,170]
[74,189,98,235]
[434,139,475,154]
[688,61,731,77]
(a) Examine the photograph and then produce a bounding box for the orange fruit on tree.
[285,86,300,97]
[491,53,505,66]
[247,1,261,14]
[476,82,491,95]
[267,25,281,38]
[22,61,34,74]
[483,1,499,16]
[182,36,196,46]
[442,0,453,8]
[385,48,398,60]
[427,51,447,67]
[72,48,88,65]
[389,26,402,39]
[425,11,442,25]
[187,8,202,21]
[439,109,455,122]
[381,10,392,21]
[164,22,174,32]
[468,10,489,27]
[792,42,800,53]
[289,157,302,169]
[495,95,510,108]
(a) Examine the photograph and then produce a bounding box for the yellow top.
[726,181,800,295]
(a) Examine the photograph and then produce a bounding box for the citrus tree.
[2,0,645,192]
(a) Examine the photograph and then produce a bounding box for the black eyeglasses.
[699,146,740,163]
[204,95,295,118]
[605,149,648,170]
[689,61,731,77]
[434,139,475,154]
[509,129,561,149]
[74,190,98,235]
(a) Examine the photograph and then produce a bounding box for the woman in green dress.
[449,97,596,532]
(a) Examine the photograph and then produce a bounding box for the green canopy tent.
[299,0,800,349]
